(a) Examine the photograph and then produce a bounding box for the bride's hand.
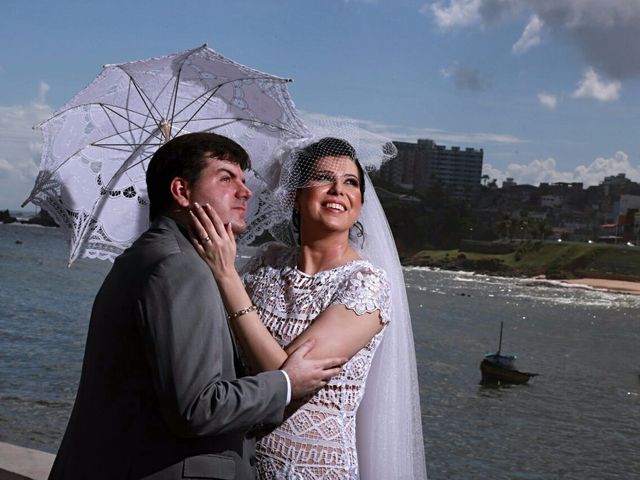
[188,202,238,281]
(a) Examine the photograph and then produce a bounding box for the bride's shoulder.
[345,259,388,281]
[340,260,390,293]
[333,261,391,322]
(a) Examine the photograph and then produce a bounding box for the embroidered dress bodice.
[241,243,391,480]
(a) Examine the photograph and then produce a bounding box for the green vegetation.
[373,181,640,281]
[407,241,640,281]
[375,183,482,255]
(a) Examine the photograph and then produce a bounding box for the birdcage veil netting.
[239,119,427,479]
[239,119,397,248]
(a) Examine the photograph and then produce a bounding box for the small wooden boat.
[480,322,538,385]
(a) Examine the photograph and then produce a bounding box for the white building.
[378,139,483,200]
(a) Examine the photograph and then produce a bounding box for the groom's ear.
[169,177,191,209]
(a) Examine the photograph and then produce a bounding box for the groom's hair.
[146,132,250,221]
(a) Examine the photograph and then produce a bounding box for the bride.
[190,133,426,479]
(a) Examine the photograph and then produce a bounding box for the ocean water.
[1,223,639,479]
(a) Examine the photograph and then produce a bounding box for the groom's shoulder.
[117,216,203,274]
[93,218,213,309]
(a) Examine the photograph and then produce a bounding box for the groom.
[49,132,344,479]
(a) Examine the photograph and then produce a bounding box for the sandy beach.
[562,278,640,296]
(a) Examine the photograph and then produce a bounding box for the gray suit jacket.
[49,216,287,479]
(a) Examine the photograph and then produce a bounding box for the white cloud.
[36,81,50,105]
[0,153,38,181]
[427,0,640,81]
[0,85,53,210]
[512,14,543,54]
[537,92,557,109]
[483,151,640,187]
[504,157,573,185]
[300,110,525,147]
[481,163,510,185]
[572,151,639,185]
[426,0,482,29]
[527,1,640,80]
[402,128,523,145]
[572,67,621,102]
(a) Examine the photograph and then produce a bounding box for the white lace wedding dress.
[241,242,391,480]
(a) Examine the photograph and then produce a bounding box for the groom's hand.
[282,339,346,400]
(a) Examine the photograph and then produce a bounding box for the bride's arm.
[190,204,384,372]
[189,204,286,372]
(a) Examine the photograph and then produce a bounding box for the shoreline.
[560,278,640,296]
[404,265,640,296]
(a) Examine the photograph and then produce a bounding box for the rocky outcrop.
[0,209,17,224]
[404,254,513,275]
[23,210,58,227]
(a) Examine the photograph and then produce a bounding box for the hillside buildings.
[370,137,639,244]
[476,174,640,243]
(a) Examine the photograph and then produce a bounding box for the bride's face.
[295,155,363,236]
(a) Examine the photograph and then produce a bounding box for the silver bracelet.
[228,304,257,320]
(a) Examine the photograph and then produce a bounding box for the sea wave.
[404,267,640,309]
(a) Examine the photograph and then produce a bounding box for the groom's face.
[188,156,253,235]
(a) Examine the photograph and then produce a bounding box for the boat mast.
[497,321,504,356]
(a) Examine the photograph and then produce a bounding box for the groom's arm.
[138,251,287,438]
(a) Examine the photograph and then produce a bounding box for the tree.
[529,218,552,240]
[496,214,514,240]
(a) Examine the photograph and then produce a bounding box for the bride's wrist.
[215,269,242,288]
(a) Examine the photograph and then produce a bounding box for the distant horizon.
[3,206,40,216]
[6,167,637,215]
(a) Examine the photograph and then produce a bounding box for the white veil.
[355,172,427,479]
[239,119,427,479]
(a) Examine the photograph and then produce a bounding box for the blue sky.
[2,0,640,210]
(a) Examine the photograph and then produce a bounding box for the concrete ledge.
[0,443,54,480]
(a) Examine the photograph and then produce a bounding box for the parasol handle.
[160,119,172,143]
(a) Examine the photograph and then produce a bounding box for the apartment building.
[377,139,483,200]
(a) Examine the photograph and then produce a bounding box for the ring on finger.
[202,236,211,243]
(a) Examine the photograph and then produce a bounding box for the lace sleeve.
[332,265,391,325]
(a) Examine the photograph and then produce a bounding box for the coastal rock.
[404,255,512,275]
[23,209,59,227]
[0,209,17,224]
